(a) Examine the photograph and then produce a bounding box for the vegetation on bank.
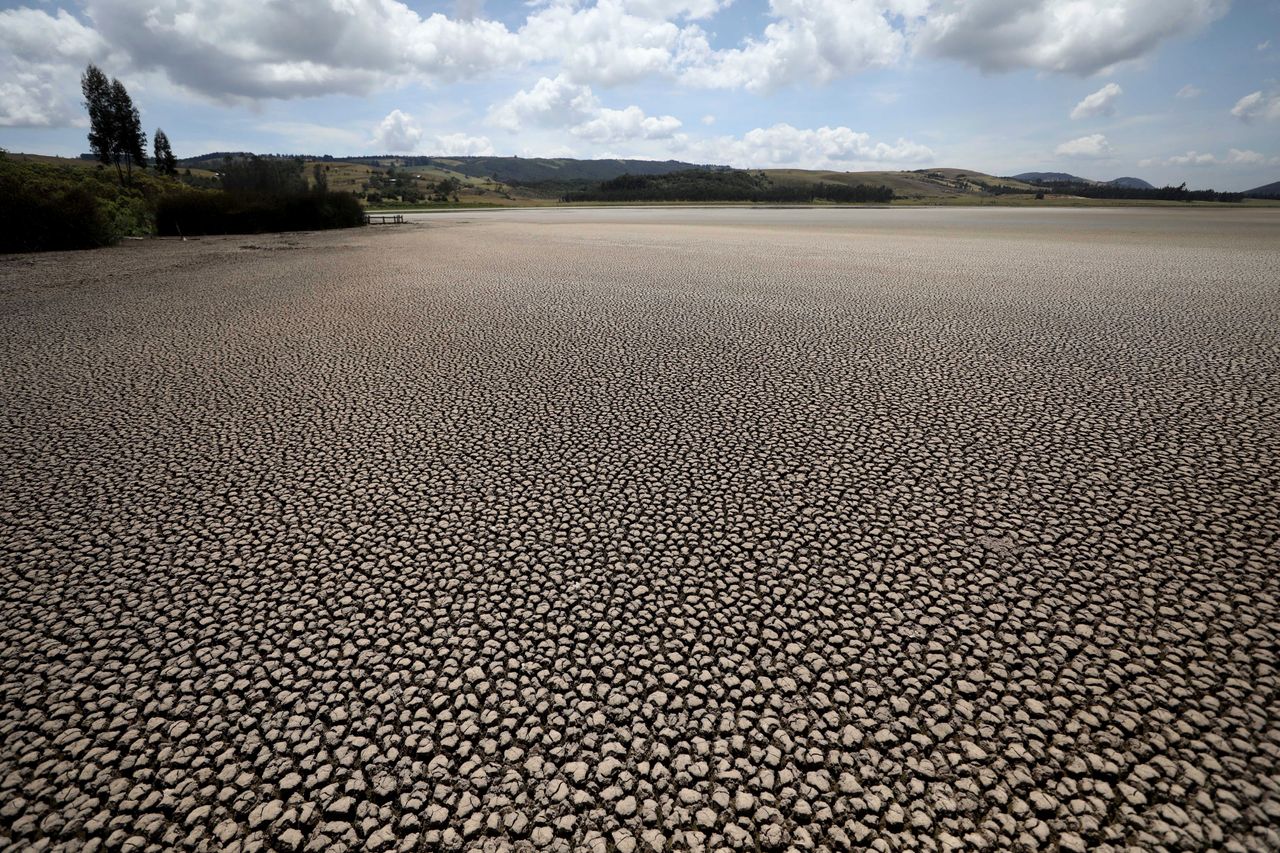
[561,169,895,203]
[0,152,168,252]
[1018,180,1244,203]
[156,158,363,236]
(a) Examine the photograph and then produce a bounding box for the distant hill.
[1244,180,1280,198]
[176,152,716,184]
[1108,176,1154,189]
[1014,172,1156,189]
[352,156,716,184]
[1014,171,1092,184]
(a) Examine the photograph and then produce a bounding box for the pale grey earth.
[1,207,1279,852]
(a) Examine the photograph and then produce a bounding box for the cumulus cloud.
[680,0,907,92]
[681,123,934,169]
[914,0,1228,76]
[1055,134,1111,158]
[1230,90,1280,122]
[488,75,680,143]
[1176,84,1202,99]
[76,0,523,100]
[1161,148,1276,166]
[435,133,495,155]
[574,106,682,142]
[373,109,423,152]
[1070,82,1122,119]
[488,75,600,131]
[0,8,108,126]
[621,0,728,19]
[517,0,704,87]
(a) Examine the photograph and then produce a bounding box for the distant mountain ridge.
[356,156,719,184]
[1244,180,1280,198]
[1108,176,1155,190]
[176,152,717,184]
[1014,171,1091,184]
[1013,171,1154,189]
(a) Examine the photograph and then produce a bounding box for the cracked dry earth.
[2,207,1279,853]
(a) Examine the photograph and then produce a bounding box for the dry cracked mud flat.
[1,207,1279,853]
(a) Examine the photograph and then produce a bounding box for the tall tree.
[110,79,147,181]
[153,129,178,176]
[81,65,120,181]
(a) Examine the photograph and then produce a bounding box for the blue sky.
[1,0,1278,189]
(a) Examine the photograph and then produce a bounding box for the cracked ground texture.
[1,207,1278,853]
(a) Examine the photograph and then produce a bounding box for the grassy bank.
[0,152,364,253]
[0,153,172,252]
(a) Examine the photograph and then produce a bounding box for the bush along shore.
[0,153,364,254]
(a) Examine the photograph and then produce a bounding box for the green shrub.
[0,153,364,252]
[0,157,117,252]
[155,190,365,236]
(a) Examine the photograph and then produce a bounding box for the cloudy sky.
[1,0,1278,188]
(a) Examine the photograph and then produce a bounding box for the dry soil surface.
[2,207,1279,852]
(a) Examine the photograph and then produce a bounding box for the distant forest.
[562,170,895,203]
[1035,181,1244,203]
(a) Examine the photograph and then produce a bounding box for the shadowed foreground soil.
[2,207,1279,852]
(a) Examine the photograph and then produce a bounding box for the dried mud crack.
[2,208,1279,852]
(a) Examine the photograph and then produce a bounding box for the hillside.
[1109,177,1155,190]
[1013,172,1155,190]
[1245,181,1280,198]
[179,153,713,185]
[1014,171,1091,184]
[766,168,1038,199]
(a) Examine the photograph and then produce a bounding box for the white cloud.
[701,114,716,125]
[621,0,728,19]
[373,109,423,152]
[1161,148,1277,166]
[1055,134,1111,158]
[574,106,682,142]
[0,8,108,126]
[1226,148,1268,164]
[487,75,680,144]
[1070,82,1122,119]
[1167,150,1217,166]
[680,122,934,169]
[914,0,1228,76]
[518,0,702,86]
[1258,39,1271,52]
[1230,90,1280,122]
[80,0,523,100]
[1176,83,1202,99]
[488,75,600,131]
[435,133,495,155]
[681,0,906,92]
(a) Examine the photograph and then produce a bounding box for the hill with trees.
[1014,172,1156,189]
[562,169,894,203]
[1108,177,1155,189]
[177,153,712,185]
[1244,181,1280,198]
[1014,171,1091,184]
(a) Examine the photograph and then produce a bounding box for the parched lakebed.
[2,207,1279,852]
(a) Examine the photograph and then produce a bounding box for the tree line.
[562,169,895,204]
[1033,181,1244,203]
